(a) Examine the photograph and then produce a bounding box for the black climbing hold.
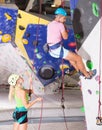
[18,13,22,18]
[19,25,25,30]
[39,65,55,79]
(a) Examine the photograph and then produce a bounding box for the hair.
[55,14,64,22]
[55,14,64,18]
[8,85,15,101]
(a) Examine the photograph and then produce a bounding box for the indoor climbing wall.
[79,19,101,130]
[70,0,100,49]
[15,10,49,66]
[22,24,76,85]
[70,0,101,129]
[15,8,77,86]
[0,44,44,94]
[0,4,77,90]
[0,5,44,94]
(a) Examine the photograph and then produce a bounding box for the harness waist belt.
[48,42,61,50]
[15,107,27,112]
[48,42,64,58]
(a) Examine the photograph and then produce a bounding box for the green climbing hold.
[86,60,93,70]
[96,90,99,95]
[75,34,81,39]
[43,61,47,64]
[57,70,60,74]
[36,53,42,59]
[80,106,85,113]
[92,2,99,17]
[71,9,74,13]
[34,48,38,53]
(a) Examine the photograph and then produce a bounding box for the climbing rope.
[60,56,69,130]
[27,1,44,129]
[96,0,102,125]
[33,0,42,45]
[27,69,43,130]
[61,0,65,8]
[59,1,69,129]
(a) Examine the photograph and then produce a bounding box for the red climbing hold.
[68,42,76,47]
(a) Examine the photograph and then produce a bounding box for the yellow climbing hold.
[22,38,28,44]
[60,64,69,70]
[1,34,11,43]
[4,13,12,20]
[0,31,2,35]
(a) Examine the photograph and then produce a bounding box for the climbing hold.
[39,65,55,79]
[34,48,38,53]
[95,75,100,81]
[75,34,81,39]
[33,40,38,46]
[18,13,22,18]
[70,9,74,13]
[86,60,93,70]
[68,42,76,48]
[80,106,85,112]
[25,33,30,38]
[19,25,25,30]
[36,53,42,59]
[96,90,99,95]
[88,89,92,94]
[22,38,28,44]
[92,3,99,17]
[1,34,11,43]
[57,70,60,74]
[60,64,69,70]
[4,13,12,20]
[43,61,47,64]
[0,31,2,35]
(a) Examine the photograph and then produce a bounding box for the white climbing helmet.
[8,74,20,86]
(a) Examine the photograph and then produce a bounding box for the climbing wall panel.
[0,5,44,94]
[14,6,77,86]
[70,0,100,49]
[79,20,101,130]
[22,24,76,85]
[0,4,77,88]
[70,0,101,129]
[0,44,44,94]
[0,5,18,43]
[15,10,49,66]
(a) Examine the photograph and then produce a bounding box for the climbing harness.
[44,42,64,58]
[13,107,28,124]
